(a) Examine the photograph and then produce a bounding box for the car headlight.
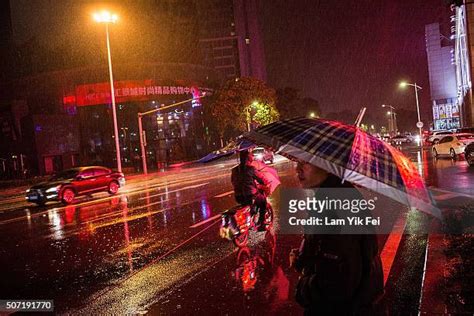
[46,186,60,193]
[26,189,30,193]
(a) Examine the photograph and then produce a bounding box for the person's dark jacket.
[294,174,384,315]
[231,164,265,203]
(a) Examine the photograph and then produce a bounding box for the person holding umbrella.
[289,161,384,315]
[242,117,438,315]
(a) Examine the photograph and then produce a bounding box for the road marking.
[80,199,171,226]
[189,214,222,228]
[85,219,221,304]
[430,188,473,200]
[380,214,407,286]
[138,183,209,201]
[214,190,234,198]
[88,208,167,231]
[432,193,459,201]
[0,181,214,226]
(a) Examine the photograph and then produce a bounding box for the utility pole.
[137,95,206,175]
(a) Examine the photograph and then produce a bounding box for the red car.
[25,166,126,205]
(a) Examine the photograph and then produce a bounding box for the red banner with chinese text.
[75,80,201,106]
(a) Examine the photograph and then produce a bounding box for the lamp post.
[382,104,397,135]
[400,82,423,146]
[93,11,122,172]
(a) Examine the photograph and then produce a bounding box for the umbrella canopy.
[243,117,439,218]
[198,138,256,163]
[197,150,235,163]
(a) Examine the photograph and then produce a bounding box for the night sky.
[262,0,451,119]
[10,0,451,123]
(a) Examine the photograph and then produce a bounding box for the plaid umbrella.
[198,138,255,163]
[243,117,439,217]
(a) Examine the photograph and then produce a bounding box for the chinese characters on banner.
[74,80,204,107]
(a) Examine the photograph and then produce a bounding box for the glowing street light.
[399,81,423,146]
[93,10,121,172]
[309,112,317,118]
[93,11,118,23]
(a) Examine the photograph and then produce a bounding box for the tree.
[276,87,321,119]
[210,77,279,139]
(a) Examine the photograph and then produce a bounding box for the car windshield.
[253,148,264,154]
[49,169,79,181]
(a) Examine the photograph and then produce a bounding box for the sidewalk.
[419,196,474,314]
[418,223,447,314]
[0,184,34,200]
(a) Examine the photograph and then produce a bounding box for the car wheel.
[450,148,457,159]
[61,188,75,205]
[432,148,438,158]
[467,154,474,167]
[108,181,119,195]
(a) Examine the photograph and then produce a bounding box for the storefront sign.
[74,80,204,106]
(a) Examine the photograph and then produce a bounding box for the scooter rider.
[231,150,267,230]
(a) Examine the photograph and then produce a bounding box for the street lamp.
[399,81,423,146]
[382,104,397,135]
[93,10,122,172]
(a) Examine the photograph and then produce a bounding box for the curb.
[418,221,447,314]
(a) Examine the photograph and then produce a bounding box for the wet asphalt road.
[0,147,473,315]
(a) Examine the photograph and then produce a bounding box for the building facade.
[451,1,474,127]
[0,0,268,177]
[197,0,267,83]
[1,63,217,176]
[425,23,460,130]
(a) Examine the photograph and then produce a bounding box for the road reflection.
[233,230,276,292]
[47,208,64,240]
